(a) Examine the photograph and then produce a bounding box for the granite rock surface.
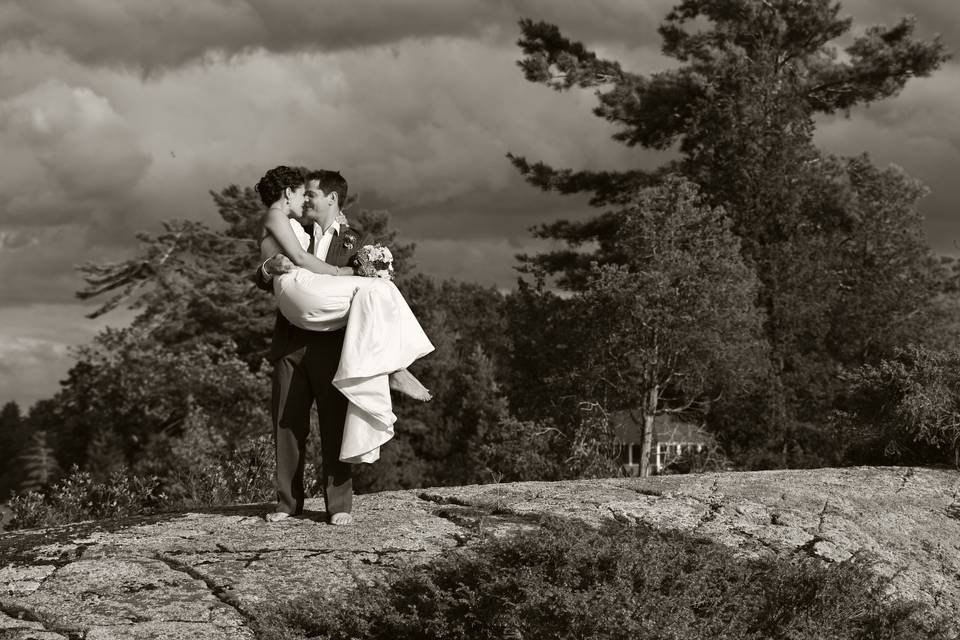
[1,466,958,639]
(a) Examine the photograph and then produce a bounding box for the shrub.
[2,434,315,530]
[834,344,960,466]
[254,518,947,640]
[163,433,293,507]
[662,441,733,475]
[6,466,164,530]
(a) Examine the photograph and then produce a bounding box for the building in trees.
[614,412,712,475]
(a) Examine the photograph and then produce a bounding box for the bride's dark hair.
[255,166,304,207]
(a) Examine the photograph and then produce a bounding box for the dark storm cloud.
[1,0,958,410]
[0,0,668,71]
[0,77,151,305]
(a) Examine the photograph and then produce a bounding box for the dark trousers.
[271,329,352,515]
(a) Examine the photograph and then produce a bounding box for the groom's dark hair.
[305,170,348,209]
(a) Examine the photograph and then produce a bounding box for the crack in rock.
[152,554,253,623]
[895,467,915,494]
[816,500,830,534]
[416,492,474,508]
[162,546,340,558]
[356,548,428,566]
[0,602,43,624]
[0,602,73,638]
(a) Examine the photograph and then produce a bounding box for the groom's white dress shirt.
[313,219,341,261]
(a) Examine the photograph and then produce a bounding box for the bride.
[256,165,434,464]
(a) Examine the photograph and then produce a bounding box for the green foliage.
[3,434,296,530]
[77,218,276,366]
[0,401,26,497]
[46,330,271,485]
[161,433,299,508]
[357,276,518,490]
[507,177,768,474]
[254,518,946,640]
[575,176,769,407]
[454,345,557,483]
[509,4,951,467]
[834,344,960,466]
[661,441,733,475]
[7,465,163,530]
[828,157,945,363]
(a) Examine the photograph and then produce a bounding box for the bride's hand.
[264,253,294,276]
[336,266,354,276]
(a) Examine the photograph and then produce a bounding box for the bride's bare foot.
[329,512,353,526]
[265,511,291,523]
[389,368,432,401]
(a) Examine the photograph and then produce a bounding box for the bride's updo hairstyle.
[255,166,304,207]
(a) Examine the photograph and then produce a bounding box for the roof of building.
[611,410,711,444]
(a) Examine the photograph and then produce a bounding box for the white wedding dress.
[273,220,434,463]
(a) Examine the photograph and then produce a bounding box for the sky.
[0,0,958,409]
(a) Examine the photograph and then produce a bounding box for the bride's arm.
[262,208,340,276]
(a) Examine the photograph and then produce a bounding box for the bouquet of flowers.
[353,243,395,280]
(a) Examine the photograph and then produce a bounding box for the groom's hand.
[264,253,294,277]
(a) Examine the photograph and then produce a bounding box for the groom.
[256,169,370,525]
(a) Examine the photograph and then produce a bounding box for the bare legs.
[389,368,432,401]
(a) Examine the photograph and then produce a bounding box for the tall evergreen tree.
[17,430,60,493]
[507,3,949,462]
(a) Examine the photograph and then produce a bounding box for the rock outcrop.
[1,466,959,639]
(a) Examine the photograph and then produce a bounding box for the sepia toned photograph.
[1,1,959,638]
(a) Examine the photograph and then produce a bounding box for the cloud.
[0,34,657,306]
[0,303,136,409]
[411,236,556,289]
[0,0,955,309]
[0,80,151,227]
[0,336,71,408]
[815,63,960,252]
[0,0,670,72]
[0,78,152,305]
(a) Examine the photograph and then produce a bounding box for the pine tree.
[507,3,949,463]
[17,430,61,493]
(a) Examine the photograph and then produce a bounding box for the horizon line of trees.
[3,0,960,524]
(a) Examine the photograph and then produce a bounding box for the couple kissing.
[254,166,434,525]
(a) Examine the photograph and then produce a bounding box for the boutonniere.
[341,230,358,250]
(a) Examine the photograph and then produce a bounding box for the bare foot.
[330,512,353,526]
[389,368,432,401]
[265,511,291,523]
